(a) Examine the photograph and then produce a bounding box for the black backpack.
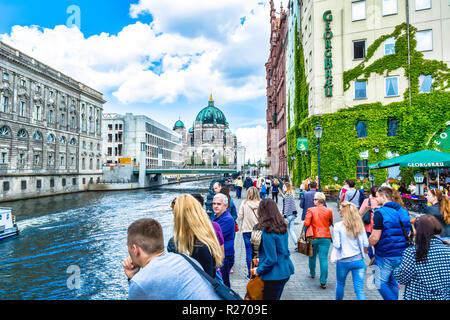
[358,189,366,208]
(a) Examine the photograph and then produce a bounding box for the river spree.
[0,180,211,300]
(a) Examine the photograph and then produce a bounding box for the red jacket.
[304,206,333,239]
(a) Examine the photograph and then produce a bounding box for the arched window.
[33,131,42,141]
[70,138,77,146]
[47,134,55,143]
[387,119,398,137]
[59,136,67,144]
[356,121,367,138]
[0,126,11,136]
[17,129,28,138]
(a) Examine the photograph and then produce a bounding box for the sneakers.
[320,284,327,289]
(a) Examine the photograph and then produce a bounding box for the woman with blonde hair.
[333,201,369,300]
[237,186,261,278]
[173,194,224,278]
[282,183,298,249]
[304,192,333,289]
[425,188,450,240]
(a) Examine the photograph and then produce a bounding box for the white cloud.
[235,125,267,163]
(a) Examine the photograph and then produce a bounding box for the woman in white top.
[237,186,261,278]
[333,201,369,300]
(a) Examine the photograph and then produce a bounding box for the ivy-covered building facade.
[286,0,450,187]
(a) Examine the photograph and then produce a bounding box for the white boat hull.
[0,227,19,240]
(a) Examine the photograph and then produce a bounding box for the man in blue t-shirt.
[122,218,221,300]
[369,186,411,300]
[212,193,236,288]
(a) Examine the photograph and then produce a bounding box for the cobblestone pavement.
[228,189,405,300]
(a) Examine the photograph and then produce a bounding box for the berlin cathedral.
[173,95,237,166]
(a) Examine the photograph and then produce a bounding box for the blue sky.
[0,0,285,162]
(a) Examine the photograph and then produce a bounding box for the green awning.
[368,150,450,170]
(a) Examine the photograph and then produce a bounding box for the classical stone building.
[174,95,237,167]
[266,0,288,178]
[0,41,104,201]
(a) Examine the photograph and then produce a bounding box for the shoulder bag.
[398,217,414,248]
[361,198,374,225]
[245,258,264,300]
[297,225,314,257]
[179,253,243,300]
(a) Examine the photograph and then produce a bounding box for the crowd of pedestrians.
[122,175,449,301]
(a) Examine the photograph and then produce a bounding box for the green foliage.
[287,22,450,187]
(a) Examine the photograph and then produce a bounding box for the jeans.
[335,259,366,300]
[309,238,331,285]
[263,278,289,300]
[373,255,402,300]
[272,192,279,203]
[242,232,253,278]
[286,215,298,247]
[220,255,235,288]
[236,186,242,199]
[260,192,266,199]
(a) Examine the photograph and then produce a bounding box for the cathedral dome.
[195,95,229,126]
[173,119,185,130]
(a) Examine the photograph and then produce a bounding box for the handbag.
[179,254,243,300]
[250,226,262,259]
[361,199,373,225]
[399,218,414,248]
[245,259,264,300]
[297,225,313,257]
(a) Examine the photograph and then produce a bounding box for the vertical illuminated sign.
[323,10,333,97]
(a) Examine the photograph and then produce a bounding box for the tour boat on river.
[0,208,19,241]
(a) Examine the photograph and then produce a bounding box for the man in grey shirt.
[122,218,221,300]
[343,180,361,208]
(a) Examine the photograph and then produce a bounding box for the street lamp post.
[313,121,324,191]
[369,173,375,187]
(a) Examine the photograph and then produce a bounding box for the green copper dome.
[188,127,194,133]
[224,128,232,134]
[195,97,229,126]
[173,119,185,130]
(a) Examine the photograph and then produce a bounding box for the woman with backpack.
[282,183,298,250]
[359,185,380,265]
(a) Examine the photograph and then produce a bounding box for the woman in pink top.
[359,185,380,265]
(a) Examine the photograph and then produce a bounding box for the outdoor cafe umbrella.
[368,149,450,188]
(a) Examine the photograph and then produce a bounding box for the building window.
[60,156,65,166]
[416,30,432,52]
[0,126,10,136]
[97,159,100,169]
[387,119,399,137]
[385,76,399,97]
[82,141,86,149]
[415,0,431,10]
[82,158,85,170]
[19,101,26,117]
[90,142,93,151]
[50,178,55,188]
[419,75,432,93]
[108,124,113,131]
[70,138,76,146]
[352,1,366,21]
[34,154,40,165]
[89,158,93,170]
[353,40,366,60]
[60,114,65,126]
[82,178,86,184]
[107,147,112,156]
[1,96,8,112]
[36,180,42,189]
[384,37,395,55]
[35,105,40,120]
[72,178,77,185]
[33,131,42,141]
[48,154,54,166]
[47,134,55,143]
[36,86,41,93]
[71,156,75,165]
[71,116,76,129]
[356,121,368,138]
[3,73,9,81]
[48,110,54,123]
[354,80,367,99]
[62,178,66,187]
[19,153,24,165]
[21,79,26,87]
[21,180,27,190]
[97,144,100,151]
[356,160,369,179]
[382,0,397,15]
[1,152,7,164]
[59,136,66,144]
[17,129,28,139]
[3,181,10,191]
